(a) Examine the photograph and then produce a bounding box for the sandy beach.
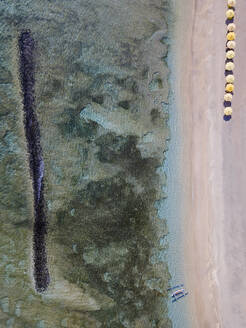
[174,0,246,326]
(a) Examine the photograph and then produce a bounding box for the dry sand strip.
[174,0,246,327]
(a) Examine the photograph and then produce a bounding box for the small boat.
[172,288,185,297]
[167,284,184,291]
[172,292,188,303]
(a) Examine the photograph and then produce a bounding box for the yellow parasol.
[225,62,235,70]
[226,9,235,19]
[224,93,233,102]
[225,83,234,92]
[226,75,235,83]
[227,23,236,31]
[227,32,236,41]
[224,107,233,116]
[228,0,236,7]
[226,50,235,59]
[227,40,236,49]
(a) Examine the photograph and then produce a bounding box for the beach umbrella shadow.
[224,115,232,121]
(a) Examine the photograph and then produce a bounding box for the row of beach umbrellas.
[224,0,236,117]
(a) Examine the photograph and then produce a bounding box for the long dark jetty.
[18,30,50,292]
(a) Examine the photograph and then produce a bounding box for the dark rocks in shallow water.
[51,133,169,325]
[57,107,99,139]
[0,0,171,326]
[95,133,160,180]
[118,100,130,110]
[92,95,104,105]
[57,174,153,246]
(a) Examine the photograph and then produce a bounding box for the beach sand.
[174,0,246,326]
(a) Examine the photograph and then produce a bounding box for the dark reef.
[52,131,170,326]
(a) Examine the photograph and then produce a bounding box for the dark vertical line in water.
[18,30,50,292]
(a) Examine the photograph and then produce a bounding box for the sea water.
[157,3,191,327]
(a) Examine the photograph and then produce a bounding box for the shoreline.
[170,0,196,326]
[162,0,191,326]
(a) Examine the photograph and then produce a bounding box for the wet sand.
[174,0,246,326]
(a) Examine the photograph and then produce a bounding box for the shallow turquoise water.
[157,7,191,327]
